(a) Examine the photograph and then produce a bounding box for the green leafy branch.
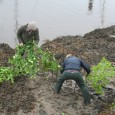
[88,57,115,94]
[0,41,60,83]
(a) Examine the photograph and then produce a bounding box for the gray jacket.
[17,25,39,44]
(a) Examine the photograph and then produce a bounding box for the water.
[0,0,115,48]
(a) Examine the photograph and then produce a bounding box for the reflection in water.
[100,0,106,26]
[88,0,106,26]
[88,0,93,12]
[14,0,19,46]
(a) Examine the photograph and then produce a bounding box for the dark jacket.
[61,56,90,74]
[17,25,39,44]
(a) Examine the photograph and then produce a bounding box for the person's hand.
[19,43,23,46]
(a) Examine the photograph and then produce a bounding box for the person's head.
[26,21,37,31]
[66,54,72,58]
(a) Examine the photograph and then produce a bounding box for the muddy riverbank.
[0,26,115,115]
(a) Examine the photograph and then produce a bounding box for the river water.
[0,0,115,48]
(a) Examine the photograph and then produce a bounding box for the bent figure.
[17,21,39,55]
[17,21,39,45]
[54,54,91,105]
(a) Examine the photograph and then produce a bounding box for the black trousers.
[54,71,90,104]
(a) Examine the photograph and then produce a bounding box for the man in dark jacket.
[54,54,91,105]
[17,21,39,45]
[17,21,39,56]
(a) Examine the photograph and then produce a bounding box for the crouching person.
[54,54,91,105]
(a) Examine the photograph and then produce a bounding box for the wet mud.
[0,26,115,115]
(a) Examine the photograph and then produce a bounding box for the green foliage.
[0,67,15,83]
[61,112,65,115]
[0,41,60,83]
[88,57,115,94]
[39,49,60,72]
[9,42,40,77]
[110,103,115,110]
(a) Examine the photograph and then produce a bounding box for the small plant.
[88,57,115,94]
[110,103,115,110]
[61,112,65,115]
[0,41,60,83]
[0,67,15,83]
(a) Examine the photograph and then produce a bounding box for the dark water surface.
[0,0,115,48]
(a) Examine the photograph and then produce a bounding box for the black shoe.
[84,99,90,105]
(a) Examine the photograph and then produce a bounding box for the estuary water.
[0,0,115,48]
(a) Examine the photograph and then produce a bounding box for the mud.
[0,43,15,66]
[0,26,115,115]
[42,26,115,65]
